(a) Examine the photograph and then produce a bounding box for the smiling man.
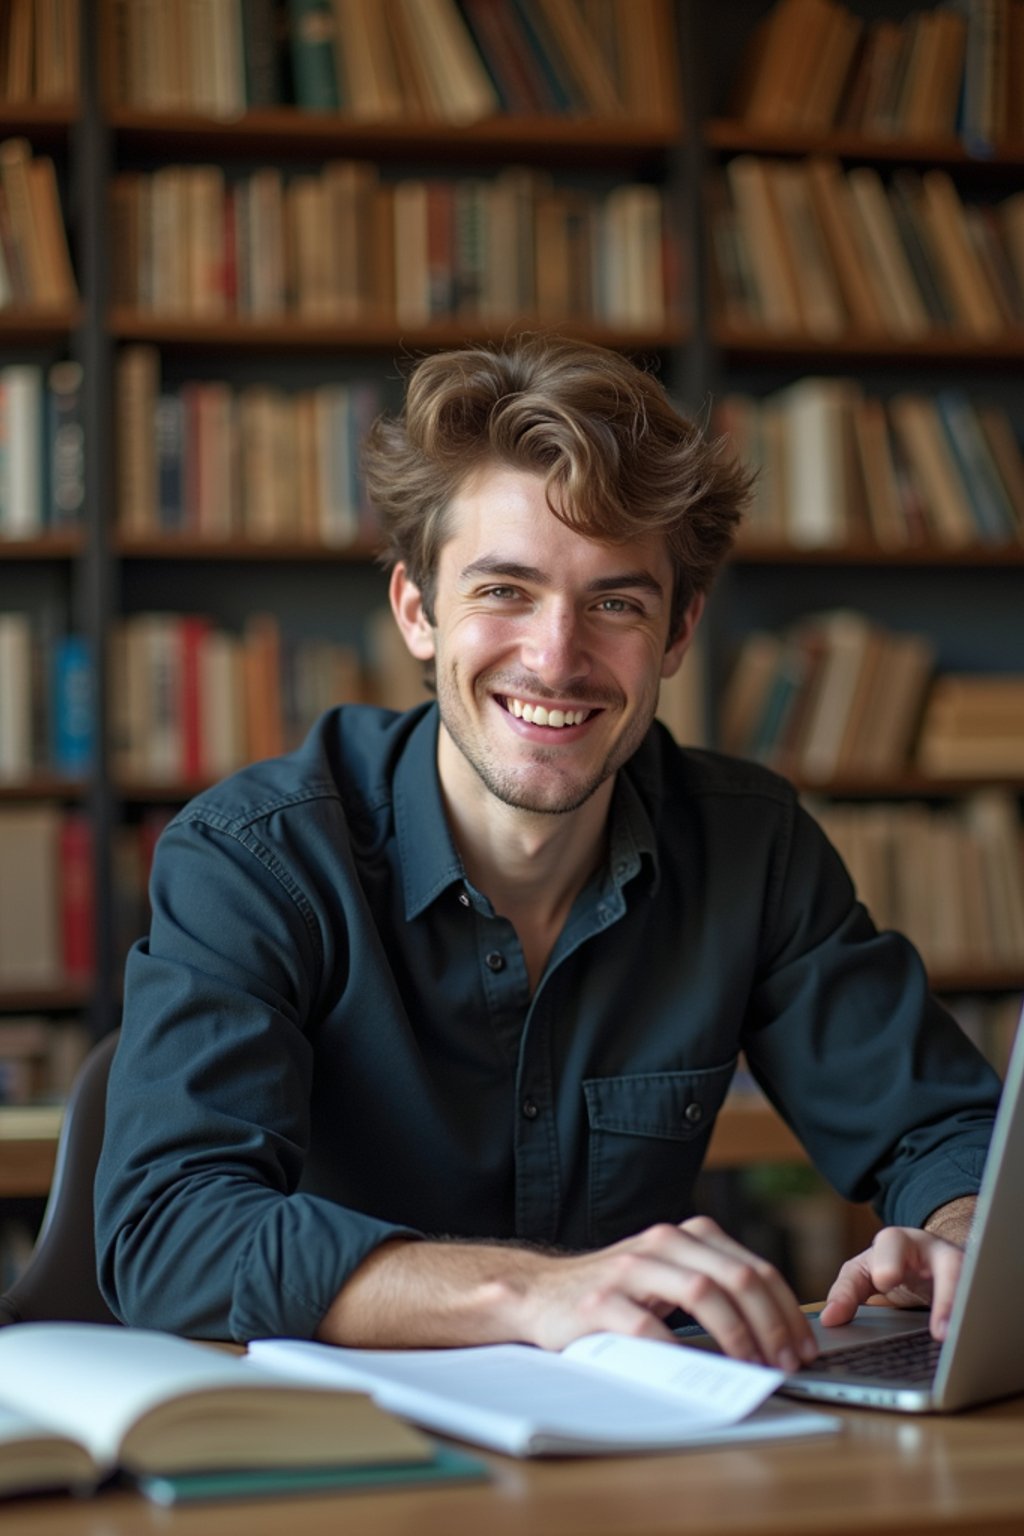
[96,336,1000,1367]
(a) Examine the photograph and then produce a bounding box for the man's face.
[391,464,701,817]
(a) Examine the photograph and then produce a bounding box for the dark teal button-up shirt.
[96,703,1000,1341]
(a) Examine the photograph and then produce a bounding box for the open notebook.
[779,1004,1024,1412]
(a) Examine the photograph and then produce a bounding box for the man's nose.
[519,603,591,685]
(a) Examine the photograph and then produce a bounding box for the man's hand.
[316,1217,818,1371]
[819,1208,973,1342]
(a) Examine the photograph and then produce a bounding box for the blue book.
[933,390,1017,542]
[51,635,93,776]
[154,393,185,531]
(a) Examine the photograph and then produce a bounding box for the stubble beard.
[435,664,657,816]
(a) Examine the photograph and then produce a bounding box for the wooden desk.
[10,1395,1024,1536]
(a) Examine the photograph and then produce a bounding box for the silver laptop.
[779,1006,1024,1413]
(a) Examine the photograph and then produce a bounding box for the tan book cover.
[726,156,803,333]
[889,394,978,546]
[918,170,1004,337]
[845,166,930,337]
[805,157,886,334]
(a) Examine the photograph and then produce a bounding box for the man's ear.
[389,563,436,662]
[661,591,705,681]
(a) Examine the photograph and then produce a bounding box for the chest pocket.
[582,1059,737,1249]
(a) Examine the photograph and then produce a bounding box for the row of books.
[710,155,1024,341]
[811,790,1024,973]
[109,0,680,126]
[716,381,1024,549]
[731,0,1024,148]
[0,362,85,537]
[0,138,78,310]
[0,616,91,780]
[720,611,935,786]
[0,0,77,106]
[116,348,382,545]
[108,609,428,787]
[0,1015,89,1106]
[917,675,1024,777]
[0,807,93,988]
[109,163,671,328]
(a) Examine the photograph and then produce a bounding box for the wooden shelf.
[0,777,89,801]
[0,1105,62,1199]
[108,310,688,354]
[705,1098,807,1169]
[0,305,83,342]
[0,532,86,559]
[731,540,1024,567]
[0,985,92,1012]
[114,534,380,562]
[108,107,682,166]
[794,772,1024,798]
[705,119,1024,172]
[714,323,1024,365]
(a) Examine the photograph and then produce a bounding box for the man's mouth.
[500,696,595,729]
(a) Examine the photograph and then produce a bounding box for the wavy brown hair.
[363,335,751,642]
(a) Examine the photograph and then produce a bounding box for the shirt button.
[458,892,470,907]
[485,950,505,972]
[684,1102,703,1125]
[522,1100,539,1120]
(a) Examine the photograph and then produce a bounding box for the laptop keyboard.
[805,1328,942,1385]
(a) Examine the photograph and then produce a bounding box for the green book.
[288,0,341,110]
[134,1444,488,1506]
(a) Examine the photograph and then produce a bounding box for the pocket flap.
[583,1060,737,1142]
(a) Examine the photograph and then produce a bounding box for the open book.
[248,1332,840,1457]
[0,1323,429,1500]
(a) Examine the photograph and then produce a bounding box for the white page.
[248,1338,835,1456]
[0,1323,298,1471]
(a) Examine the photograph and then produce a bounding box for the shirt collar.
[394,706,664,920]
[394,705,467,920]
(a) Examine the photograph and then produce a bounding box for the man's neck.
[437,734,614,944]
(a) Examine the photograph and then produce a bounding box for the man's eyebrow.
[459,557,666,600]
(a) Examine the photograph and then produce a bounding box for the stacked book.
[0,138,78,309]
[709,156,1024,343]
[717,381,1024,549]
[719,611,935,785]
[730,0,1023,149]
[0,1,78,106]
[0,615,91,780]
[811,790,1024,974]
[109,0,681,126]
[0,362,85,538]
[916,675,1024,777]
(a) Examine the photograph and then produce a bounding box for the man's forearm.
[922,1194,976,1247]
[313,1237,563,1349]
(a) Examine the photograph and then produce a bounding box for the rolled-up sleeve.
[743,795,1000,1227]
[95,810,420,1341]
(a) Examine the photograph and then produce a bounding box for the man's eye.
[483,586,520,600]
[596,597,636,614]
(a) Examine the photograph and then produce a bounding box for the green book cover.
[134,1443,488,1506]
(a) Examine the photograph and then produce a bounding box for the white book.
[248,1332,839,1458]
[0,612,33,779]
[1,365,44,535]
[0,1323,429,1501]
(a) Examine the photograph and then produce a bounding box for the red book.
[179,615,211,783]
[59,812,95,983]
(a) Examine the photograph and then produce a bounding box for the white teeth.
[506,698,587,728]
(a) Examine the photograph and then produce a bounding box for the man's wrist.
[922,1194,976,1247]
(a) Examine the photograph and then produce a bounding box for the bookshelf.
[1,1,1022,1288]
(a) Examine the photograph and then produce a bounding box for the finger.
[671,1218,817,1368]
[820,1250,883,1326]
[919,1239,965,1341]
